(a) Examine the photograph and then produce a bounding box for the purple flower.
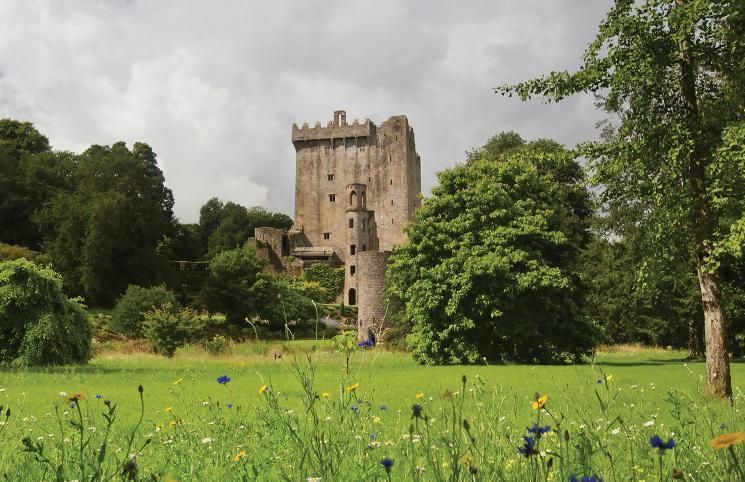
[68,403,75,409]
[517,436,538,457]
[95,394,102,399]
[650,435,675,451]
[226,403,233,409]
[527,424,552,435]
[380,457,394,472]
[357,339,374,349]
[351,405,359,412]
[569,476,602,482]
[379,405,388,411]
[217,375,231,385]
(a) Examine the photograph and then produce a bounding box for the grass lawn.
[0,343,743,480]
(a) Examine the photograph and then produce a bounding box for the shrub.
[110,285,178,338]
[0,243,40,262]
[142,306,204,357]
[302,264,344,303]
[0,258,92,366]
[201,334,231,356]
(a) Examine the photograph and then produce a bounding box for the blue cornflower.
[351,405,359,412]
[227,403,233,409]
[380,405,388,411]
[217,375,231,385]
[649,435,675,451]
[68,403,75,409]
[370,433,377,440]
[597,379,602,384]
[527,423,552,435]
[95,394,102,399]
[569,476,602,482]
[517,436,538,457]
[380,457,394,472]
[357,339,374,349]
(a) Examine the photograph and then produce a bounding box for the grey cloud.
[0,0,613,222]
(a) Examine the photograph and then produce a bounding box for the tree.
[110,285,179,338]
[37,142,175,305]
[0,259,92,366]
[498,0,745,397]
[387,144,596,364]
[199,245,275,324]
[302,263,344,303]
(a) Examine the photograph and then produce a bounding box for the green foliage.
[0,242,40,262]
[110,285,179,338]
[0,258,91,366]
[200,245,274,325]
[143,306,204,357]
[260,276,317,330]
[388,145,596,364]
[332,330,358,375]
[37,141,175,305]
[198,197,292,258]
[302,263,344,303]
[201,334,232,356]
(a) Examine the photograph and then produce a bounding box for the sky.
[0,0,614,223]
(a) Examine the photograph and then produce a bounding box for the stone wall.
[356,251,391,341]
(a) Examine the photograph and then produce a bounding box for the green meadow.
[0,344,743,481]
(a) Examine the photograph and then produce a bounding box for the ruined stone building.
[254,110,421,337]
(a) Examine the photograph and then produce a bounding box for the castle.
[254,110,421,337]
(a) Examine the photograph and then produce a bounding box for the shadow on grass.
[596,357,692,366]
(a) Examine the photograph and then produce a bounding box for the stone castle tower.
[255,110,421,338]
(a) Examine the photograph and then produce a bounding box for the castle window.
[361,244,366,252]
[350,265,356,276]
[328,174,334,181]
[323,232,331,240]
[391,200,394,206]
[328,194,336,202]
[350,244,356,255]
[349,218,354,228]
[389,154,392,163]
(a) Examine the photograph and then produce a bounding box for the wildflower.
[174,378,183,385]
[233,450,248,462]
[58,392,67,397]
[66,392,85,403]
[709,432,745,449]
[227,403,233,409]
[517,436,538,457]
[95,394,102,399]
[649,435,675,452]
[569,476,602,482]
[643,420,655,427]
[380,405,387,411]
[169,420,177,428]
[411,404,423,419]
[380,457,394,473]
[357,339,374,349]
[372,416,382,424]
[68,403,75,409]
[597,379,602,384]
[165,406,173,413]
[415,392,424,400]
[307,478,322,482]
[527,424,551,435]
[345,383,359,393]
[201,437,212,444]
[532,394,548,410]
[351,405,359,412]
[321,392,331,398]
[606,374,614,383]
[217,375,231,385]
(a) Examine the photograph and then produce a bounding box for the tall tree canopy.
[388,138,595,364]
[37,142,175,305]
[498,0,745,396]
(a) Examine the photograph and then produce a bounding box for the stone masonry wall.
[357,251,391,340]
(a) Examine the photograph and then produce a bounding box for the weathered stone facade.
[254,110,421,338]
[357,250,391,340]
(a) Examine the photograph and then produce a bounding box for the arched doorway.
[348,288,357,305]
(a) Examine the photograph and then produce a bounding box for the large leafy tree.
[498,0,745,397]
[38,142,175,305]
[388,142,596,364]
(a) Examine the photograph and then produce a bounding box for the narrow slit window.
[328,174,334,181]
[323,232,331,240]
[350,265,356,276]
[328,194,336,202]
[349,218,354,228]
[350,244,356,255]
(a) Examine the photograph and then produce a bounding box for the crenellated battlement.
[292,110,374,143]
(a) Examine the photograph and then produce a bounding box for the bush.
[110,285,178,338]
[302,264,344,303]
[201,334,231,356]
[142,306,204,357]
[0,242,40,262]
[0,258,92,366]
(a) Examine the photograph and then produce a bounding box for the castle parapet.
[292,110,374,143]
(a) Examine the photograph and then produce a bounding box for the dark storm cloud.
[0,0,613,222]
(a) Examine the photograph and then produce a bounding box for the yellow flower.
[372,416,382,424]
[174,378,183,385]
[165,406,173,413]
[258,385,269,395]
[169,420,177,428]
[321,392,331,398]
[532,395,548,410]
[605,374,614,383]
[710,432,745,449]
[415,392,424,400]
[441,461,450,469]
[233,450,248,462]
[345,383,359,392]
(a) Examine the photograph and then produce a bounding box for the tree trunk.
[677,0,732,397]
[687,317,704,359]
